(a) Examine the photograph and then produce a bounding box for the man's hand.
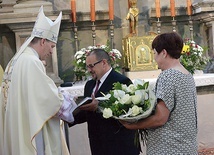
[79,94,99,111]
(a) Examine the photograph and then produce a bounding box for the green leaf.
[113,82,123,90]
[137,81,149,89]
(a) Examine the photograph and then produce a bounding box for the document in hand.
[77,97,93,107]
[72,96,107,116]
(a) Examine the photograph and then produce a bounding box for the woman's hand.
[119,120,139,130]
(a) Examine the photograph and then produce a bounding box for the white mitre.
[3,6,62,80]
[31,6,62,43]
[17,6,62,55]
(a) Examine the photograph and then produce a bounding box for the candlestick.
[73,23,78,51]
[71,0,76,22]
[187,0,192,16]
[91,22,96,46]
[170,0,175,17]
[109,0,114,20]
[90,0,95,22]
[171,17,176,32]
[155,0,160,18]
[188,16,193,40]
[109,20,114,49]
[156,18,161,34]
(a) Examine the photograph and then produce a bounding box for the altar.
[61,73,214,97]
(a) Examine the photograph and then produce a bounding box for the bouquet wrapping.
[99,79,156,123]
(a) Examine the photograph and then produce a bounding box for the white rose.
[119,94,132,104]
[193,48,197,52]
[80,50,86,55]
[103,108,113,118]
[135,89,144,96]
[121,84,128,91]
[133,79,144,86]
[112,49,122,58]
[198,46,203,52]
[132,94,142,105]
[88,46,94,50]
[113,90,125,99]
[127,84,136,94]
[77,59,82,64]
[76,54,83,59]
[131,105,143,116]
[100,45,107,49]
[74,50,83,57]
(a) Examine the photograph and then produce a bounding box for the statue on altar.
[126,0,139,35]
[122,0,157,72]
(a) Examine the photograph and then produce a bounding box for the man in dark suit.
[69,49,140,155]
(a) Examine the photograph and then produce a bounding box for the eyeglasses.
[86,59,103,69]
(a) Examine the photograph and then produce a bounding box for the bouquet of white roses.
[99,79,156,123]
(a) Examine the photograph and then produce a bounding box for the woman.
[121,32,198,155]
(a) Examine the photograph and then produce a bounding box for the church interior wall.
[0,0,213,82]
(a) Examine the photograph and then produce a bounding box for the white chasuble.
[0,47,69,155]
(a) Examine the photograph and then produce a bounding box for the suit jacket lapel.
[96,70,115,97]
[85,80,96,97]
